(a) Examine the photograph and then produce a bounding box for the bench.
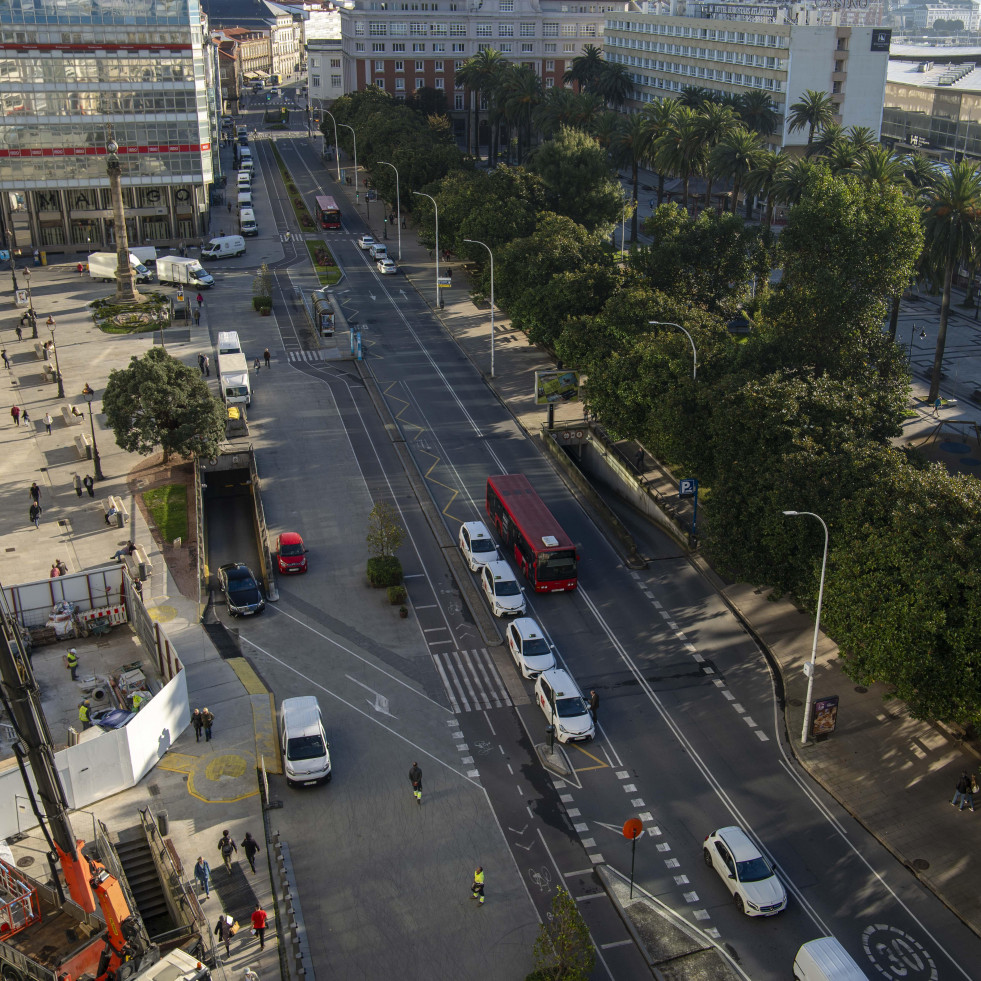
[42,362,56,382]
[104,495,129,529]
[123,545,152,582]
[34,342,46,361]
[61,405,83,427]
[73,433,92,459]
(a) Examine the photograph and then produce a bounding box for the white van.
[237,170,251,188]
[129,246,157,267]
[280,696,332,787]
[216,331,242,355]
[237,190,253,210]
[201,235,245,260]
[794,939,869,981]
[239,208,258,236]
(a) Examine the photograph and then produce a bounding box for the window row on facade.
[611,54,783,93]
[1,91,205,115]
[0,55,193,85]
[356,40,578,52]
[606,19,789,47]
[0,3,192,32]
[355,21,596,36]
[0,152,210,185]
[606,35,786,70]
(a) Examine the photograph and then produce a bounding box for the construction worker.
[471,866,485,905]
[78,700,92,730]
[66,648,78,681]
[409,762,422,805]
[131,691,146,712]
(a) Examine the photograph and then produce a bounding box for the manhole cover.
[788,698,802,707]
[912,858,929,871]
[855,686,868,694]
[17,856,35,868]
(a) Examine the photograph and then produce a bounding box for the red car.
[276,532,308,574]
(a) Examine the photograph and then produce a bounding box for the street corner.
[158,748,260,803]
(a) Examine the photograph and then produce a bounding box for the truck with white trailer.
[155,256,214,288]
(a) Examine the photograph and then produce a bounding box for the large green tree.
[787,89,837,146]
[103,348,226,463]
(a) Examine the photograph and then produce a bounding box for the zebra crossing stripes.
[432,649,513,714]
[287,349,328,362]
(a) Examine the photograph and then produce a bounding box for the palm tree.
[921,161,981,400]
[610,113,655,240]
[590,109,622,150]
[772,157,819,208]
[654,106,702,209]
[678,86,715,110]
[710,127,765,213]
[846,125,878,153]
[595,62,634,109]
[809,122,845,159]
[854,146,910,191]
[641,98,682,205]
[498,65,542,164]
[533,88,604,138]
[455,48,506,161]
[745,149,791,225]
[787,89,837,146]
[738,91,779,137]
[694,102,739,207]
[904,153,939,195]
[825,140,860,176]
[563,43,605,92]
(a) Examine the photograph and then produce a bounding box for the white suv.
[357,234,375,250]
[534,668,594,743]
[506,618,556,679]
[480,560,526,617]
[703,826,787,917]
[458,520,499,572]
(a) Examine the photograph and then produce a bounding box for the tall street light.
[464,238,495,378]
[47,316,64,400]
[782,510,829,746]
[649,320,697,380]
[105,128,142,305]
[81,383,105,481]
[908,323,926,363]
[339,123,358,206]
[413,191,442,310]
[23,266,37,338]
[378,161,401,260]
[322,108,342,182]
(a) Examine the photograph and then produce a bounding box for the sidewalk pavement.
[333,151,981,941]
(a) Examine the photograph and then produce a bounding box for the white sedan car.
[377,257,398,275]
[506,618,556,679]
[357,234,375,250]
[703,826,787,917]
[458,520,499,572]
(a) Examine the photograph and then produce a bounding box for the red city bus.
[485,474,578,592]
[315,194,341,229]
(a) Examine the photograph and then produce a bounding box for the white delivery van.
[201,235,246,260]
[236,170,251,188]
[794,939,869,981]
[239,208,258,236]
[240,157,254,174]
[217,331,242,355]
[280,696,332,787]
[87,252,153,284]
[156,256,214,288]
[237,190,253,209]
[129,246,158,267]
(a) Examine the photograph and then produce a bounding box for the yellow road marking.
[158,752,259,803]
[571,745,610,768]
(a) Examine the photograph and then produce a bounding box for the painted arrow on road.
[345,675,397,717]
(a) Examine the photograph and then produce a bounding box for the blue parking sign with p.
[679,478,697,497]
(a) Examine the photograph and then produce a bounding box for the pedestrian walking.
[30,481,40,505]
[253,357,260,372]
[202,707,215,741]
[589,689,599,724]
[242,832,260,873]
[263,348,270,368]
[193,307,200,326]
[471,866,485,905]
[21,408,29,425]
[2,351,10,370]
[77,262,84,276]
[15,323,22,342]
[10,405,19,425]
[194,856,211,898]
[78,699,92,729]
[635,448,645,471]
[198,353,205,375]
[933,397,942,417]
[73,473,82,497]
[29,502,41,528]
[83,474,95,497]
[952,771,975,811]
[66,647,79,680]
[44,412,52,435]
[250,904,267,950]
[50,562,62,578]
[56,558,68,576]
[196,292,204,308]
[214,914,234,957]
[409,762,422,804]
[192,708,203,742]
[203,355,210,377]
[217,830,237,874]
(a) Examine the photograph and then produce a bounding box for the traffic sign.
[679,478,697,497]
[622,818,643,840]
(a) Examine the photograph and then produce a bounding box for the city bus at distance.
[315,194,341,229]
[485,474,578,592]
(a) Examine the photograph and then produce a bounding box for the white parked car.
[458,520,499,572]
[357,234,375,250]
[506,618,556,679]
[377,257,398,275]
[534,668,594,743]
[480,560,526,617]
[703,826,787,917]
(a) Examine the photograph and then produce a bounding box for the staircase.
[114,831,176,940]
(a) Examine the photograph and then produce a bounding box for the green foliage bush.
[387,585,407,605]
[367,555,403,588]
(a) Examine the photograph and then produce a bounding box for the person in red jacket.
[250,904,268,949]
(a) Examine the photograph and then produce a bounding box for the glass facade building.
[0,0,216,253]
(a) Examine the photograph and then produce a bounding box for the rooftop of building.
[887,53,981,89]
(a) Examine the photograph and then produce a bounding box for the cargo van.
[217,331,242,355]
[794,939,868,981]
[87,252,153,284]
[201,235,246,260]
[237,170,251,188]
[129,246,157,267]
[237,190,253,210]
[239,156,254,174]
[280,696,331,787]
[239,208,258,236]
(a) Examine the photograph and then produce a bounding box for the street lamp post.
[464,238,494,378]
[81,383,105,481]
[322,109,342,182]
[649,320,697,380]
[378,161,401,260]
[23,266,37,338]
[414,191,442,310]
[339,123,358,206]
[908,323,926,363]
[47,316,64,400]
[782,510,829,745]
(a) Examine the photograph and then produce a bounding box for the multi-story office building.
[215,27,274,110]
[203,0,302,80]
[324,0,628,143]
[0,0,215,254]
[604,2,893,150]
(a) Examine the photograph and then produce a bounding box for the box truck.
[217,350,251,406]
[87,252,154,284]
[239,208,258,236]
[156,255,214,288]
[129,246,158,266]
[201,235,246,260]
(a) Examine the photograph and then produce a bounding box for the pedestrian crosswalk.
[287,349,329,362]
[432,649,512,714]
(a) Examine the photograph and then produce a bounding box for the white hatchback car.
[376,257,398,275]
[357,234,375,250]
[480,560,526,617]
[534,668,594,743]
[506,618,556,679]
[458,520,500,572]
[703,826,787,917]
